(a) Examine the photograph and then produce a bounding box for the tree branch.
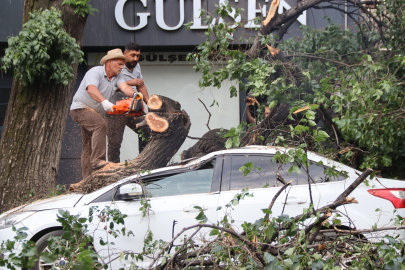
[265,176,292,221]
[306,168,373,243]
[198,98,212,131]
[275,14,300,48]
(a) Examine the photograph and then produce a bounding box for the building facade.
[0,0,349,185]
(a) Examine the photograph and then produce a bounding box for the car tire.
[30,230,65,270]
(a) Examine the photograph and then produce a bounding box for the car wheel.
[31,230,66,270]
[31,230,95,270]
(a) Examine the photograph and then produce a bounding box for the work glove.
[101,100,115,112]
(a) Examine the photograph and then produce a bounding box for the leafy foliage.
[62,0,98,17]
[1,7,84,86]
[279,21,405,173]
[189,0,405,178]
[0,166,404,269]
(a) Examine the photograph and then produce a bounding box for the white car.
[0,146,404,269]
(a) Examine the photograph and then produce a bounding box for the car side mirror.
[116,183,143,201]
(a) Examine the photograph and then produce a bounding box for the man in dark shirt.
[106,42,150,163]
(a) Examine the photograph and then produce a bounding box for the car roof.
[78,146,350,205]
[120,145,340,183]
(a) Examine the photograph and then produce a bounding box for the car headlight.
[0,212,35,230]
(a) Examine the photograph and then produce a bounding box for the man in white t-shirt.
[106,42,150,163]
[70,49,136,178]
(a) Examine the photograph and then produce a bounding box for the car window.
[144,166,214,198]
[296,162,346,183]
[230,155,291,190]
[230,155,346,190]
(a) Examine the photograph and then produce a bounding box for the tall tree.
[0,0,92,212]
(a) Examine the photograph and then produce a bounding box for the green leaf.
[233,136,240,147]
[230,86,238,98]
[284,247,294,256]
[265,225,275,239]
[225,138,233,149]
[318,130,330,138]
[40,252,57,263]
[311,260,324,270]
[78,218,87,223]
[22,242,37,257]
[262,209,272,214]
[264,252,275,263]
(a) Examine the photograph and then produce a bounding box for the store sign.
[87,52,227,66]
[115,0,306,31]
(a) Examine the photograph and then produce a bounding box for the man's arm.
[118,81,136,98]
[118,81,149,103]
[137,85,149,103]
[87,85,115,112]
[87,85,107,103]
[246,105,256,124]
[125,78,145,88]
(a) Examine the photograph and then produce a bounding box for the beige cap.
[100,48,130,65]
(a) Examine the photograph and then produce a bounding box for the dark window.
[229,155,346,190]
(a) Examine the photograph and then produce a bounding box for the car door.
[217,154,346,231]
[91,156,223,269]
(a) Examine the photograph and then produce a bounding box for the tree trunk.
[0,0,88,212]
[181,128,228,160]
[69,95,191,194]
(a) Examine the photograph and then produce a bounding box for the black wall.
[1,0,349,45]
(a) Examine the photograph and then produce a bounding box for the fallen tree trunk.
[181,128,228,160]
[69,95,191,193]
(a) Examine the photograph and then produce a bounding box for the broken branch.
[263,0,281,26]
[198,98,211,131]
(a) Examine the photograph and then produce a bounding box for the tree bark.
[0,0,88,212]
[69,95,191,194]
[181,128,228,160]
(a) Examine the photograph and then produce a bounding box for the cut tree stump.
[145,113,169,132]
[148,94,181,112]
[69,95,191,194]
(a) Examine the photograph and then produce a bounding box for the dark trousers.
[105,114,150,163]
[70,108,107,179]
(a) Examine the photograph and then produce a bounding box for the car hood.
[0,193,84,217]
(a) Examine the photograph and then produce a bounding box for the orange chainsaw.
[107,93,145,117]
